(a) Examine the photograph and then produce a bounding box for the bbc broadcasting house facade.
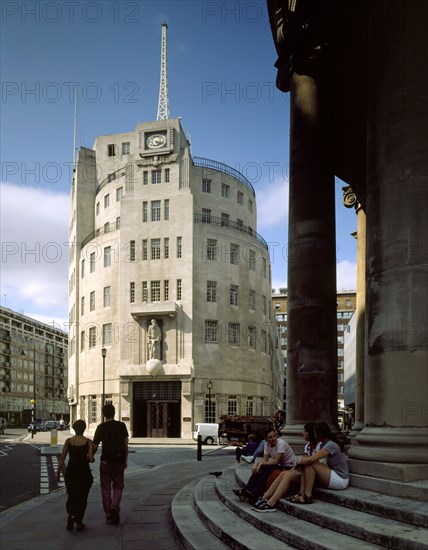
[68,117,284,438]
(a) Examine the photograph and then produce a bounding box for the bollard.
[197,433,202,461]
[51,428,58,447]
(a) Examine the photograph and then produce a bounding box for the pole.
[207,378,213,423]
[101,347,107,419]
[32,348,36,438]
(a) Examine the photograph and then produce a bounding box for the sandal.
[286,492,303,503]
[293,493,313,504]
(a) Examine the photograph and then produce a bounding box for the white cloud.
[257,178,289,229]
[337,260,357,291]
[0,182,69,324]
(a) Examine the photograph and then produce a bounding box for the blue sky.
[0,0,357,329]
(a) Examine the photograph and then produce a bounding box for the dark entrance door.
[133,381,181,437]
[147,402,167,437]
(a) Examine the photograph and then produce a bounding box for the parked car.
[27,422,45,433]
[44,420,60,431]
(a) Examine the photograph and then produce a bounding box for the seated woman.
[233,428,296,505]
[287,421,349,504]
[252,422,319,512]
[236,434,258,463]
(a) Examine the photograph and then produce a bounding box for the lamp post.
[101,347,107,417]
[21,347,36,438]
[207,378,213,423]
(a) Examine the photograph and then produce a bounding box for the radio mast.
[157,23,170,121]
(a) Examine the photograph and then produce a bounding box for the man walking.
[93,404,129,525]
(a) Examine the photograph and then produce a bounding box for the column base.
[348,458,428,483]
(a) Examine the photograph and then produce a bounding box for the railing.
[193,156,255,196]
[194,213,268,250]
[81,221,120,249]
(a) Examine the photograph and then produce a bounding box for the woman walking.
[56,419,94,531]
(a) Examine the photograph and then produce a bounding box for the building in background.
[68,117,284,438]
[272,290,356,416]
[0,306,69,426]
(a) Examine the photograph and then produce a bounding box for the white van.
[193,423,219,445]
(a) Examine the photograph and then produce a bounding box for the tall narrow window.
[104,194,110,208]
[262,295,267,315]
[90,291,95,311]
[202,178,211,193]
[249,250,256,271]
[207,281,217,303]
[249,289,256,310]
[104,246,112,267]
[142,281,148,302]
[90,395,97,422]
[228,395,237,415]
[89,327,96,348]
[80,331,85,351]
[130,282,135,303]
[221,183,230,197]
[103,323,112,346]
[263,257,267,277]
[122,142,130,155]
[164,280,169,301]
[81,296,85,316]
[142,239,148,260]
[103,286,111,307]
[142,201,148,222]
[204,320,218,343]
[177,279,182,300]
[246,396,254,415]
[164,199,170,220]
[116,187,124,201]
[206,238,217,261]
[81,259,85,278]
[151,238,161,260]
[230,243,239,264]
[229,322,240,345]
[164,237,169,259]
[152,170,161,184]
[107,144,115,157]
[230,284,239,306]
[129,240,136,261]
[202,208,211,223]
[248,199,253,212]
[165,168,170,182]
[176,236,182,258]
[90,252,96,273]
[221,212,230,226]
[151,280,161,302]
[248,325,257,348]
[143,171,148,185]
[237,190,244,204]
[96,202,100,215]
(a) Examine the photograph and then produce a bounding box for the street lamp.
[207,378,213,423]
[21,347,36,438]
[101,347,107,416]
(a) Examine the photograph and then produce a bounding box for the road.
[0,428,235,513]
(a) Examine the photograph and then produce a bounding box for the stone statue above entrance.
[147,319,162,360]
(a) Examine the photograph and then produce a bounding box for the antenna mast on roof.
[157,23,170,121]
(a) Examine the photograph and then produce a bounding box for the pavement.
[0,430,233,549]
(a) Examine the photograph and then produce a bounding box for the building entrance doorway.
[133,381,181,438]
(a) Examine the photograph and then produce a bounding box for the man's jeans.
[100,461,125,517]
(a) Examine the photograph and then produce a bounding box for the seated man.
[234,428,296,504]
[235,434,258,464]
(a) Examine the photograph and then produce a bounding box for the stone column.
[284,71,338,447]
[348,2,428,474]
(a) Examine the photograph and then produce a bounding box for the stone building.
[0,306,69,426]
[67,117,284,438]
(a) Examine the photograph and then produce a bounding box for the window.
[221,212,230,226]
[249,249,256,271]
[164,280,169,301]
[116,187,124,201]
[229,322,240,345]
[151,280,161,302]
[262,295,267,315]
[246,397,254,416]
[337,323,344,332]
[122,142,130,155]
[263,257,267,277]
[206,239,217,261]
[151,200,161,221]
[205,398,216,423]
[230,284,239,306]
[104,194,110,208]
[202,178,211,193]
[116,216,120,229]
[104,222,110,233]
[142,281,148,302]
[338,348,344,356]
[103,286,111,307]
[130,282,135,303]
[90,252,96,273]
[237,190,244,204]
[249,289,256,310]
[104,246,111,267]
[207,281,217,302]
[176,236,182,258]
[129,240,136,261]
[337,335,344,344]
[164,199,170,220]
[80,331,85,351]
[165,168,170,182]
[96,202,100,215]
[221,183,230,198]
[142,201,148,222]
[261,330,267,353]
[151,238,161,260]
[89,327,97,348]
[204,320,218,343]
[177,279,182,300]
[103,323,112,346]
[81,296,85,316]
[152,170,161,184]
[248,325,257,348]
[230,243,239,264]
[90,291,95,311]
[346,299,352,308]
[202,208,211,223]
[237,218,244,230]
[228,395,237,415]
[143,171,148,185]
[248,199,253,213]
[107,172,116,182]
[164,237,169,259]
[81,259,85,278]
[90,395,97,422]
[142,239,148,260]
[107,144,115,157]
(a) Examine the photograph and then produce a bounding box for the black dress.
[64,440,93,524]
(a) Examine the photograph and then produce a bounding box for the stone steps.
[172,464,428,550]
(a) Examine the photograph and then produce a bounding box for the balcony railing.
[193,156,255,196]
[81,221,120,249]
[194,213,268,250]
